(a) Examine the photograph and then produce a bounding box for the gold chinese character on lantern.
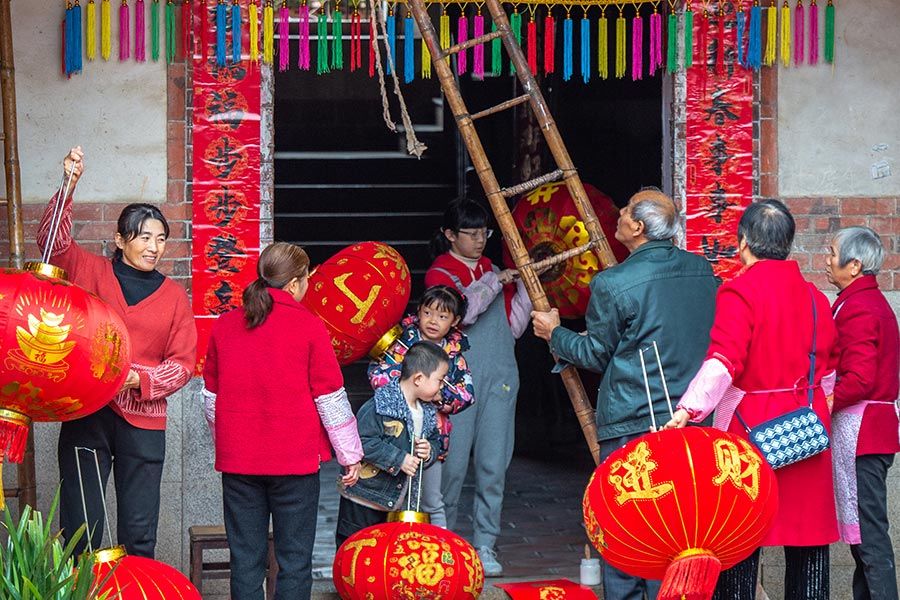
[712,438,762,501]
[608,441,674,505]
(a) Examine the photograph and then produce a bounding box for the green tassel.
[318,13,329,73]
[684,8,693,68]
[332,11,343,69]
[666,12,676,73]
[491,20,502,75]
[615,13,625,78]
[151,0,160,61]
[165,1,176,64]
[509,11,521,74]
[824,0,834,63]
[598,15,608,79]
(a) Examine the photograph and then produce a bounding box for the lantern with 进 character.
[505,182,628,318]
[583,427,778,600]
[90,546,201,599]
[0,264,131,507]
[302,242,411,365]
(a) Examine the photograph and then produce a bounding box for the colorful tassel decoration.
[764,2,776,65]
[351,9,362,72]
[421,18,431,78]
[62,16,68,77]
[279,2,290,71]
[808,0,818,64]
[333,9,343,70]
[580,14,590,83]
[562,13,572,81]
[119,0,130,61]
[491,20,501,75]
[151,0,160,61]
[404,13,413,82]
[526,16,536,74]
[793,0,804,65]
[544,11,555,74]
[215,0,226,66]
[509,10,521,74]
[715,7,724,75]
[457,12,468,74]
[632,10,643,80]
[298,3,310,70]
[64,2,74,75]
[101,0,111,60]
[684,6,693,68]
[649,9,662,75]
[697,10,708,71]
[780,0,790,66]
[263,0,274,64]
[231,1,241,63]
[386,7,395,75]
[166,0,177,63]
[736,4,746,66]
[475,13,487,79]
[86,0,97,60]
[824,0,833,63]
[598,11,608,79]
[135,0,145,62]
[318,11,329,73]
[439,10,450,53]
[615,9,625,78]
[250,1,259,63]
[73,1,83,72]
[182,0,192,59]
[369,10,376,76]
[666,10,676,73]
[748,2,762,68]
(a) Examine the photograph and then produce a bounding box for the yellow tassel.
[764,3,776,65]
[598,15,607,79]
[439,11,449,64]
[422,35,431,78]
[615,12,625,78]
[101,0,111,61]
[86,0,97,60]
[780,0,791,66]
[263,1,274,64]
[250,1,259,63]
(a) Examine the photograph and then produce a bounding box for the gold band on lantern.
[368,325,404,360]
[386,510,431,524]
[0,408,32,428]
[87,545,127,565]
[673,547,715,561]
[23,261,68,281]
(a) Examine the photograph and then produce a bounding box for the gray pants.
[421,460,447,527]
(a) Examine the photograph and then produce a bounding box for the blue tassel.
[216,2,227,66]
[563,17,572,81]
[748,4,762,69]
[404,16,414,83]
[386,11,396,75]
[231,2,241,63]
[64,5,73,75]
[73,3,82,72]
[736,9,746,67]
[580,17,590,83]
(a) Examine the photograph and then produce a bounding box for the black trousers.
[335,495,386,549]
[852,454,898,600]
[223,472,319,600]
[58,406,165,558]
[713,546,830,600]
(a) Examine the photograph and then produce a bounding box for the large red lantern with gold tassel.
[505,182,628,318]
[90,546,201,599]
[0,264,131,505]
[303,242,411,365]
[583,427,778,600]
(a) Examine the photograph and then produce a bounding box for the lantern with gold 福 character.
[90,545,201,599]
[583,427,779,600]
[302,242,411,365]
[505,182,628,318]
[0,264,131,507]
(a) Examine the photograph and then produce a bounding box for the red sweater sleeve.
[705,285,754,379]
[308,317,344,398]
[136,287,197,402]
[37,190,106,279]
[202,324,220,395]
[832,302,879,411]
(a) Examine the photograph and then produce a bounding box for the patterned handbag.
[735,289,830,469]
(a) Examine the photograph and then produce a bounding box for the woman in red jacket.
[203,242,362,600]
[826,226,900,600]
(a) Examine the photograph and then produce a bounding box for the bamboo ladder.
[0,0,38,511]
[404,0,619,465]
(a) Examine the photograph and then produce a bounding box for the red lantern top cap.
[87,545,127,565]
[23,261,68,281]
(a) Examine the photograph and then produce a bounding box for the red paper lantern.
[505,182,628,318]
[582,427,778,600]
[333,519,484,599]
[91,546,201,599]
[303,242,411,365]
[0,264,131,465]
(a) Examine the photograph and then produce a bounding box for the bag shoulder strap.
[431,267,466,294]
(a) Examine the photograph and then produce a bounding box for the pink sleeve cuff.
[460,271,502,326]
[821,370,837,397]
[677,358,734,423]
[314,387,363,466]
[508,279,533,339]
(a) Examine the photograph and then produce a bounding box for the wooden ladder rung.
[525,240,599,274]
[471,94,531,121]
[440,30,504,59]
[501,169,565,199]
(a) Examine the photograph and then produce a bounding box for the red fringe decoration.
[182,0,192,60]
[715,8,725,75]
[527,18,537,73]
[368,11,375,77]
[0,418,30,464]
[659,552,722,600]
[543,13,555,74]
[350,12,362,71]
[200,1,209,61]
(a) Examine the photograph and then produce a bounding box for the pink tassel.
[544,13,555,74]
[649,11,662,74]
[368,11,375,77]
[631,15,643,80]
[809,0,819,64]
[135,0,145,62]
[794,0,805,65]
[119,1,131,61]
[278,3,289,71]
[457,14,467,74]
[473,14,484,78]
[299,3,310,69]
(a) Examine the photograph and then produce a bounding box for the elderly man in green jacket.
[532,188,718,600]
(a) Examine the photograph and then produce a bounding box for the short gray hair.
[834,226,884,275]
[630,192,680,241]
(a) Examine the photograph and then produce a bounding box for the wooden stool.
[188,525,278,597]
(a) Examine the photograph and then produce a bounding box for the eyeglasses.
[456,228,494,241]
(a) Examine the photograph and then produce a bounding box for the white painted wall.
[0,2,167,204]
[778,0,900,197]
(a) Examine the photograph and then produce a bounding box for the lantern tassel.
[420,17,430,78]
[352,11,362,72]
[317,12,329,73]
[697,11,708,91]
[562,15,572,81]
[824,0,833,63]
[200,0,209,60]
[475,14,486,79]
[86,0,97,61]
[249,1,259,63]
[263,0,274,64]
[151,0,160,61]
[544,13,555,74]
[764,2,776,65]
[101,0,111,60]
[386,9,395,75]
[794,0,804,65]
[780,0,790,67]
[632,13,643,80]
[167,0,177,63]
[809,0,818,64]
[64,5,73,76]
[736,6,745,67]
[403,14,413,82]
[135,0,145,62]
[279,2,290,71]
[598,13,608,79]
[333,10,343,70]
[659,551,722,600]
[368,10,376,77]
[232,1,242,64]
[490,20,501,75]
[119,0,130,61]
[748,3,762,69]
[525,17,536,75]
[580,15,590,83]
[649,10,661,75]
[456,13,467,75]
[715,8,724,75]
[684,7,693,68]
[615,10,625,78]
[666,11,676,73]
[0,414,30,464]
[508,10,520,74]
[298,3,310,70]
[216,1,227,66]
[182,0,192,59]
[73,2,83,72]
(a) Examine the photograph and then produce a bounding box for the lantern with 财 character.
[583,427,778,600]
[505,182,628,318]
[0,264,131,507]
[91,546,201,599]
[333,519,484,599]
[302,242,411,365]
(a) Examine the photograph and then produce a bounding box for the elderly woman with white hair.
[826,226,900,600]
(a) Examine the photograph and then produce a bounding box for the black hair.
[243,242,310,329]
[418,285,467,322]
[737,200,795,261]
[429,198,490,258]
[400,341,450,381]
[115,203,170,260]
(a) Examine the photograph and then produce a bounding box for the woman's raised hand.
[62,146,85,186]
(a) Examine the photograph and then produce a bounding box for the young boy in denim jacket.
[335,342,447,547]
